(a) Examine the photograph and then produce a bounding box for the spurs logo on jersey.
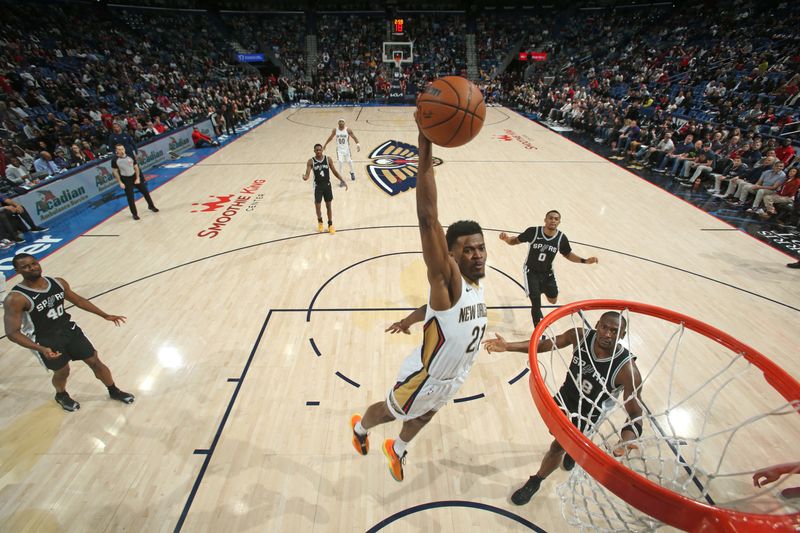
[559,330,633,410]
[519,226,572,273]
[10,276,72,336]
[367,140,444,196]
[310,156,330,184]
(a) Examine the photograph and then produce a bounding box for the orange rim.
[528,299,800,532]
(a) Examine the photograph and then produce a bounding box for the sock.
[317,217,323,223]
[328,220,333,226]
[107,384,119,394]
[354,421,367,437]
[393,437,408,456]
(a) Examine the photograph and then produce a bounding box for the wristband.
[622,421,643,437]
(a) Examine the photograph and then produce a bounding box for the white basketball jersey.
[335,127,350,152]
[419,277,487,380]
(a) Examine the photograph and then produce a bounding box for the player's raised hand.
[499,232,509,242]
[385,320,410,335]
[105,315,127,326]
[483,333,508,353]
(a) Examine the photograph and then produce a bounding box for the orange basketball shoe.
[350,414,369,456]
[382,439,407,482]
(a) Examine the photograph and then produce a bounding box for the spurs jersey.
[417,278,487,380]
[310,155,331,185]
[518,226,572,273]
[335,127,350,153]
[9,277,71,338]
[558,329,633,415]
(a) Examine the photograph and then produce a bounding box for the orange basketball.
[417,76,485,148]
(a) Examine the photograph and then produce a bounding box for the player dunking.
[500,210,598,326]
[303,143,348,234]
[350,117,488,482]
[483,312,643,504]
[3,254,134,411]
[323,118,360,184]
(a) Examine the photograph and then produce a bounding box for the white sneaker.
[713,193,727,198]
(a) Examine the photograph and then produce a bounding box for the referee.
[111,144,158,220]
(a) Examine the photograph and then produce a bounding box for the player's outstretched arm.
[753,463,800,487]
[59,278,126,326]
[415,122,456,310]
[566,252,598,264]
[484,328,578,354]
[327,156,348,190]
[613,361,644,456]
[303,159,312,181]
[386,305,427,334]
[322,129,335,149]
[3,293,59,355]
[498,232,521,245]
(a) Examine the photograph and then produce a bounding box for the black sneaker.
[563,453,575,471]
[788,262,800,270]
[149,207,159,212]
[31,226,48,233]
[133,215,140,220]
[110,388,135,404]
[55,392,80,412]
[511,476,542,505]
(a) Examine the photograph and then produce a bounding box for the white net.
[534,306,800,532]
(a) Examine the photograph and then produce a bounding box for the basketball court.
[1,104,798,532]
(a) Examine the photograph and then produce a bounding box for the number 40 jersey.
[10,277,72,337]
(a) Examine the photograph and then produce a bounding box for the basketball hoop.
[393,52,403,71]
[529,299,800,532]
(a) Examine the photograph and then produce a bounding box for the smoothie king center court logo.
[367,140,443,196]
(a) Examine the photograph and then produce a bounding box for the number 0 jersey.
[416,277,487,381]
[9,277,72,337]
[518,226,572,273]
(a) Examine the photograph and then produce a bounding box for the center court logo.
[192,180,266,238]
[367,140,443,196]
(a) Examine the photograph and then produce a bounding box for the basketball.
[417,76,486,148]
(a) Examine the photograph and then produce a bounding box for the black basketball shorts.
[526,269,559,299]
[314,182,333,203]
[33,323,96,371]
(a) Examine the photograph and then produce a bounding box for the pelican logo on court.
[191,195,235,213]
[367,140,443,196]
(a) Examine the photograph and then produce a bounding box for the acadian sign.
[13,118,216,225]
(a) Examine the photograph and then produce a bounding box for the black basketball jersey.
[518,226,572,273]
[10,277,72,337]
[557,329,633,414]
[310,156,331,185]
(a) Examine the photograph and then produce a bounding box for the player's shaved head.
[600,311,627,330]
